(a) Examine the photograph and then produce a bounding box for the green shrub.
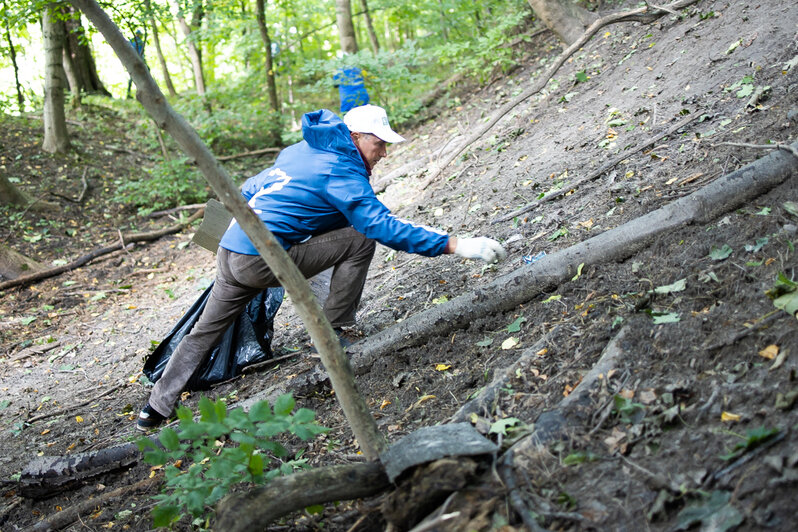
[117,156,210,214]
[137,395,328,528]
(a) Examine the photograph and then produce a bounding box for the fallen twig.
[146,203,206,218]
[217,146,281,161]
[492,112,700,224]
[712,141,798,159]
[0,209,203,291]
[29,473,161,532]
[26,382,127,424]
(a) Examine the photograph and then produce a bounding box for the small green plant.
[766,273,798,318]
[613,394,646,424]
[117,156,210,215]
[720,426,779,461]
[136,395,328,527]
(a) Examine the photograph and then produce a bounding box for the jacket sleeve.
[326,175,449,257]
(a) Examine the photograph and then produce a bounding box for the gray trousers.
[148,226,375,416]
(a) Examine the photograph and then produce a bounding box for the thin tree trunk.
[358,0,379,53]
[61,46,82,109]
[335,0,358,53]
[526,0,598,45]
[255,0,279,112]
[63,6,110,95]
[42,8,70,154]
[68,0,386,462]
[146,0,177,97]
[171,0,205,95]
[2,7,25,111]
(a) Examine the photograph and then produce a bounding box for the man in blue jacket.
[137,104,506,430]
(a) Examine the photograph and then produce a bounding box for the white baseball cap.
[343,104,405,143]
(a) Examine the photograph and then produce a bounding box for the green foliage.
[766,273,798,318]
[436,6,529,81]
[613,394,646,424]
[720,426,779,461]
[136,395,328,527]
[173,87,283,154]
[117,156,209,214]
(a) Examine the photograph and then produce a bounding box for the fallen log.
[350,140,798,372]
[214,461,390,531]
[18,442,142,499]
[0,209,203,292]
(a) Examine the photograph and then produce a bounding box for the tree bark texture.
[42,7,70,154]
[255,0,280,113]
[215,461,390,530]
[351,141,798,372]
[335,0,359,54]
[146,0,178,97]
[69,0,385,461]
[526,0,598,45]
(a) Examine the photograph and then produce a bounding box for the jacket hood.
[301,109,362,165]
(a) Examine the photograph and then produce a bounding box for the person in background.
[333,65,369,113]
[136,104,506,431]
[127,30,146,99]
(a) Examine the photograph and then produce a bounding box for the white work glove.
[454,237,507,264]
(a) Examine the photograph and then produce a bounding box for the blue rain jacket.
[333,67,369,113]
[219,109,449,257]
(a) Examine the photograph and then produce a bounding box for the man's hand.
[454,237,507,264]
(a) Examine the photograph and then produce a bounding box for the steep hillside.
[1,1,796,530]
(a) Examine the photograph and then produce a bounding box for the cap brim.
[373,129,405,143]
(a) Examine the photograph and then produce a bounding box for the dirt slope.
[1,1,797,530]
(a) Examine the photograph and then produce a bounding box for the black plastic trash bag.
[143,283,284,391]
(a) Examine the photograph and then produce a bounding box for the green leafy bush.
[117,156,210,214]
[136,395,328,527]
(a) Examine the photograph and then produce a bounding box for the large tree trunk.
[63,6,111,96]
[527,0,598,45]
[171,0,205,95]
[146,0,177,97]
[255,0,280,113]
[42,8,70,154]
[358,0,379,53]
[335,0,358,54]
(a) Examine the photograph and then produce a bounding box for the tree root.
[214,461,390,531]
[0,209,203,291]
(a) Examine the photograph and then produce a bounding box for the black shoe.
[136,402,167,432]
[309,328,361,353]
[334,327,358,349]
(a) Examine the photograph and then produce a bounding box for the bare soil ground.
[1,1,797,530]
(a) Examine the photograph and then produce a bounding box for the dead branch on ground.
[0,209,203,292]
[492,112,700,224]
[423,0,701,188]
[217,146,281,161]
[29,474,161,532]
[26,382,127,424]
